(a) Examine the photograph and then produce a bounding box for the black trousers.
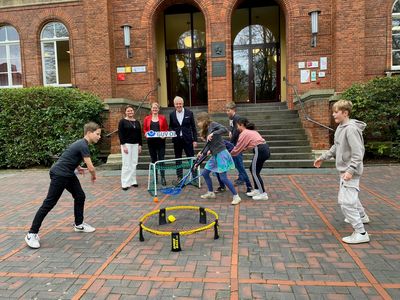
[148,139,166,177]
[29,173,86,233]
[249,144,270,193]
[173,137,195,178]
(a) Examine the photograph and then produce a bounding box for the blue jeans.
[233,153,252,189]
[202,169,237,195]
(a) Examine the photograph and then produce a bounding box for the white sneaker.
[25,233,40,249]
[344,214,370,224]
[342,231,370,244]
[246,189,260,197]
[253,193,269,201]
[74,222,96,233]
[200,191,216,199]
[231,195,241,205]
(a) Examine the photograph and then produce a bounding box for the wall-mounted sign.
[311,71,317,81]
[125,66,132,73]
[318,71,326,78]
[117,67,125,73]
[117,73,125,81]
[307,61,319,68]
[320,57,327,70]
[300,69,310,83]
[132,66,146,73]
[298,62,305,69]
[212,61,226,77]
[211,42,226,58]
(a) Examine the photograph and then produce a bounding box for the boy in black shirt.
[25,122,101,249]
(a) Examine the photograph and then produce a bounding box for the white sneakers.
[26,222,96,249]
[231,195,241,205]
[344,214,370,224]
[25,233,40,249]
[74,222,96,233]
[201,191,216,199]
[246,189,260,197]
[342,231,370,244]
[253,193,269,201]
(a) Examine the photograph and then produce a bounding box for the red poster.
[117,73,125,81]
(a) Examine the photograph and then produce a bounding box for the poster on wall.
[117,67,125,73]
[318,71,326,78]
[320,57,328,70]
[307,61,319,68]
[117,73,126,81]
[300,69,310,83]
[298,62,305,69]
[311,71,317,81]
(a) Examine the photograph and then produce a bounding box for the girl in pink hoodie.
[231,118,270,201]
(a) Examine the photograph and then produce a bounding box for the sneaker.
[25,233,40,249]
[342,231,370,244]
[246,189,260,197]
[246,187,252,193]
[344,214,370,224]
[231,194,241,205]
[253,192,269,201]
[200,191,216,199]
[74,222,96,233]
[214,187,226,193]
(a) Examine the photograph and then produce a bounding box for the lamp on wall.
[308,10,321,47]
[121,24,132,58]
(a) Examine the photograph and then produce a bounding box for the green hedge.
[342,76,400,160]
[0,87,104,168]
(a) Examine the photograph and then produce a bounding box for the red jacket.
[143,114,169,137]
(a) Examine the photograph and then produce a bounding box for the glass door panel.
[253,47,277,102]
[233,49,250,103]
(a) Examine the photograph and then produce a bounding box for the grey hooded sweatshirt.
[319,119,366,177]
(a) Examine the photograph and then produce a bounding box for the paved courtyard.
[0,165,399,299]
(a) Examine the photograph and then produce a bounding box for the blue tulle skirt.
[204,149,235,173]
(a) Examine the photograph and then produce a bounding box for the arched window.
[0,25,22,88]
[393,0,400,69]
[41,22,71,85]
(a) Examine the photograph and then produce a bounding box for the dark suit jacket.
[169,108,198,144]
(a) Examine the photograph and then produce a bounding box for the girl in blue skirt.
[196,112,241,205]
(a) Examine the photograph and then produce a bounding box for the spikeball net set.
[139,206,219,252]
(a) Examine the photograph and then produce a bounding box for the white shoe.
[25,233,40,249]
[253,193,269,201]
[344,214,370,224]
[74,222,96,233]
[342,231,370,244]
[200,191,216,199]
[231,195,241,205]
[246,189,260,197]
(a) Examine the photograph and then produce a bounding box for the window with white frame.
[393,0,400,69]
[0,25,23,88]
[41,22,71,85]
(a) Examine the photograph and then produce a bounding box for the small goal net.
[147,157,201,196]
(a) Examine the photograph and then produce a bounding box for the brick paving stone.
[0,166,399,299]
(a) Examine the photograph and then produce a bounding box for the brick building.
[1,0,399,154]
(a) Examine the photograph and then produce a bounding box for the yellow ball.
[168,215,176,223]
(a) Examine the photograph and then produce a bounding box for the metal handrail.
[285,78,334,131]
[105,80,161,137]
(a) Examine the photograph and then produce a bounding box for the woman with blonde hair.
[196,112,241,205]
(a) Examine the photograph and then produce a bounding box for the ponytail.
[237,117,255,130]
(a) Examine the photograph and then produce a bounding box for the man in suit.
[169,96,198,179]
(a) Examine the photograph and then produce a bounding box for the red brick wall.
[1,0,394,152]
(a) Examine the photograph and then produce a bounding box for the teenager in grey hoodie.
[314,99,370,244]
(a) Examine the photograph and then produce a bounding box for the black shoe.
[122,187,129,191]
[214,187,226,193]
[161,177,167,186]
[246,187,252,193]
[131,184,138,188]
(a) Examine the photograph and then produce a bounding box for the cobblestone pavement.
[0,165,399,299]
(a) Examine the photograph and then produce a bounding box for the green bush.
[342,76,400,160]
[0,87,104,168]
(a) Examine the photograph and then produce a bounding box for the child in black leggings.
[230,118,270,201]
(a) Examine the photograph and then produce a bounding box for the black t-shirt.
[50,139,90,177]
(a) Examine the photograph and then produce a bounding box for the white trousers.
[338,177,366,233]
[121,143,139,188]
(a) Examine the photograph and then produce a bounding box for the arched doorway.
[232,0,283,103]
[160,4,207,107]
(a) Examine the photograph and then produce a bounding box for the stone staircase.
[103,102,333,170]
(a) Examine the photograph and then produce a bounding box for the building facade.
[1,0,399,152]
